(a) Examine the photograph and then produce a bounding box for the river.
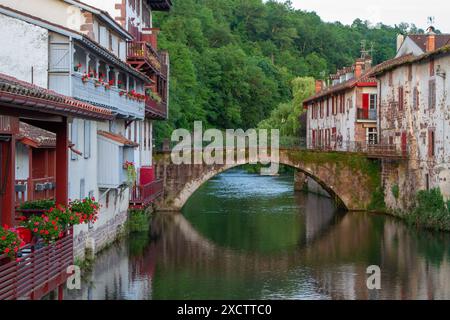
[64,168,450,300]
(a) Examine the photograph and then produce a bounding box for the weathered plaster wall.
[378,54,450,210]
[306,85,377,149]
[0,13,49,87]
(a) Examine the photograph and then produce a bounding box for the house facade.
[79,0,171,208]
[375,29,450,210]
[0,0,171,261]
[303,55,379,151]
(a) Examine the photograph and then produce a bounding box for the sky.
[289,0,449,33]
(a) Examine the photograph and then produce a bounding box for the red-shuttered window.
[398,87,404,111]
[428,129,435,157]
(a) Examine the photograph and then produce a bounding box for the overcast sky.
[289,0,449,33]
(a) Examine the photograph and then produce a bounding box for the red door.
[362,93,369,119]
[401,132,407,156]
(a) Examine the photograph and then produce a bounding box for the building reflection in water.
[64,171,450,300]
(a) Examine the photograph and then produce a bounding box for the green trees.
[153,0,419,144]
[258,77,314,137]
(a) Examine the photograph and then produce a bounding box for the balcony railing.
[127,41,162,73]
[72,73,145,119]
[145,96,167,119]
[308,140,406,159]
[0,229,73,300]
[130,179,164,208]
[15,177,55,207]
[357,108,377,121]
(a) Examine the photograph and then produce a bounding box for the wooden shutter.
[49,43,70,72]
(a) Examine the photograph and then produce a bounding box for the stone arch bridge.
[153,149,382,212]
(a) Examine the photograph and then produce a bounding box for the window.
[326,99,330,117]
[367,128,378,145]
[425,174,430,190]
[428,129,435,157]
[429,80,436,109]
[388,72,393,86]
[398,86,404,111]
[413,87,419,110]
[408,64,413,81]
[369,94,377,110]
[84,120,91,159]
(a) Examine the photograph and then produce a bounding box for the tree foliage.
[153,0,420,143]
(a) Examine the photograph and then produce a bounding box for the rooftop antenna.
[360,40,370,59]
[427,16,436,33]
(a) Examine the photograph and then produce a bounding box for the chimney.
[315,80,323,93]
[426,27,436,52]
[355,59,364,79]
[396,34,405,52]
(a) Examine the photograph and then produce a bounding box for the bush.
[406,188,450,231]
[128,209,151,233]
[391,184,400,199]
[19,199,55,210]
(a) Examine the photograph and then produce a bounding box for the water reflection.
[65,169,450,300]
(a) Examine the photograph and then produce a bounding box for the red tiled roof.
[97,130,139,147]
[18,122,56,148]
[303,54,415,105]
[0,73,114,120]
[408,34,450,52]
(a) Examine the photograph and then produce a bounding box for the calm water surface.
[65,169,450,300]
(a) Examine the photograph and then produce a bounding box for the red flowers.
[0,226,22,259]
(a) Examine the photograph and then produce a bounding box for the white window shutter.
[71,120,78,160]
[84,120,91,159]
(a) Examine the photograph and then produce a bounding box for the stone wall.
[378,54,450,211]
[74,209,128,260]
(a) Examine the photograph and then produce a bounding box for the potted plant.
[69,197,100,225]
[74,63,82,72]
[0,225,25,259]
[21,214,65,244]
[18,199,56,218]
[123,161,137,186]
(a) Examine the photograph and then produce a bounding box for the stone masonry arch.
[154,149,382,212]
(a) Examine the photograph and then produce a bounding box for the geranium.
[69,197,100,225]
[1,225,26,258]
[108,79,115,86]
[20,214,64,244]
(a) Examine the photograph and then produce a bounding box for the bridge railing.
[308,140,407,158]
[153,136,406,159]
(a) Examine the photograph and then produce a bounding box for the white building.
[375,28,450,210]
[303,55,379,151]
[0,1,155,258]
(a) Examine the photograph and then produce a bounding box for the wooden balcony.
[0,229,73,300]
[145,96,167,119]
[71,73,145,119]
[127,41,162,74]
[15,177,55,207]
[130,179,164,209]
